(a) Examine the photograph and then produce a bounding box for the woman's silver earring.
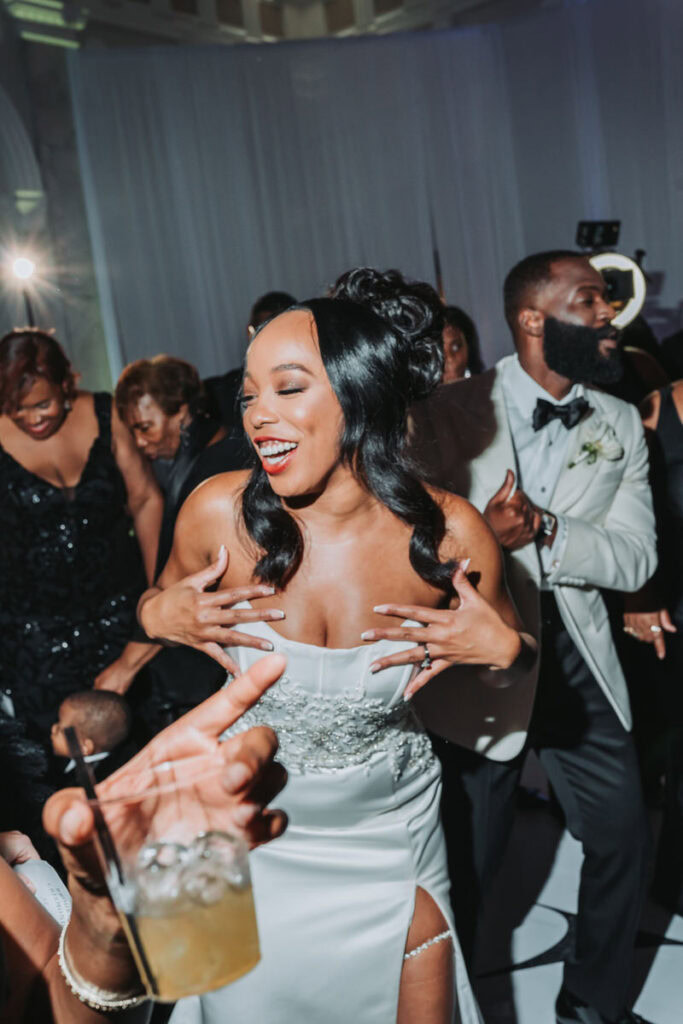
[63,399,72,411]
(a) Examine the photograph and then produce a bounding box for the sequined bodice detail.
[225,673,433,779]
[223,611,435,781]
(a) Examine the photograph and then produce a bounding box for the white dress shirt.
[64,749,111,774]
[501,356,588,578]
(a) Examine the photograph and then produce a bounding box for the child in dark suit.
[50,690,136,783]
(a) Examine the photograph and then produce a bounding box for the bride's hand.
[139,545,286,674]
[361,565,522,699]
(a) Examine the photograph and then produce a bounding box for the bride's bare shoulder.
[188,469,251,505]
[177,470,251,537]
[427,485,500,566]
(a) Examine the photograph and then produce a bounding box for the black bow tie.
[532,396,590,432]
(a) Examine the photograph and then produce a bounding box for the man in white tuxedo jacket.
[411,251,657,1024]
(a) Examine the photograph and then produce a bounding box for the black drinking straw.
[64,725,159,997]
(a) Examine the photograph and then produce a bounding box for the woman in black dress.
[0,329,163,745]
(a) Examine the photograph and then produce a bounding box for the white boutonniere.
[568,422,624,468]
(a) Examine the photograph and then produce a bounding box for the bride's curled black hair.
[331,266,445,398]
[241,271,455,593]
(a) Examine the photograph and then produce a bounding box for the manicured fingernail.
[263,641,274,651]
[403,690,414,702]
[218,544,226,556]
[460,557,471,572]
[271,611,285,619]
[361,631,374,640]
[60,805,88,844]
[370,662,380,674]
[373,605,389,613]
[262,587,275,594]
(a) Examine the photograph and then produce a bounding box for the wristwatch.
[539,511,557,538]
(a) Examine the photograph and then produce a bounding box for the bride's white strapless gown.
[170,604,481,1024]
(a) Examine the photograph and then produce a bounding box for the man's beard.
[543,317,624,385]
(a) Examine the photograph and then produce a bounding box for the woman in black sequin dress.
[0,329,163,743]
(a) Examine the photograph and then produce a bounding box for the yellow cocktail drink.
[131,882,260,1001]
[113,830,260,1002]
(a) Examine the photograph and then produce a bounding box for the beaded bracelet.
[58,923,148,1012]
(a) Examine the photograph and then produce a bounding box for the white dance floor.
[473,802,683,1024]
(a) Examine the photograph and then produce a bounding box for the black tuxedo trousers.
[434,592,651,1020]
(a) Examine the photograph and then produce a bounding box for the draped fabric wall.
[68,0,683,381]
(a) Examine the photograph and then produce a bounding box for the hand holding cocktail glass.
[43,654,288,1004]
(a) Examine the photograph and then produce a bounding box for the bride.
[139,279,535,1023]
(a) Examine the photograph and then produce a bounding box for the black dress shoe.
[555,986,653,1024]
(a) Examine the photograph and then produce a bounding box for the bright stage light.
[12,256,35,280]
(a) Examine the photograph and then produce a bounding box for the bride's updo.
[330,267,445,403]
[240,267,454,592]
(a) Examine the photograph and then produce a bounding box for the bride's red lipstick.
[262,449,297,475]
[255,437,299,476]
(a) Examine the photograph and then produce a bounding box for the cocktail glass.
[90,753,260,1002]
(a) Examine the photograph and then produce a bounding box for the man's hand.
[623,608,677,660]
[483,469,542,551]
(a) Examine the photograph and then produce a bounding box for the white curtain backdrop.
[68,0,683,380]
